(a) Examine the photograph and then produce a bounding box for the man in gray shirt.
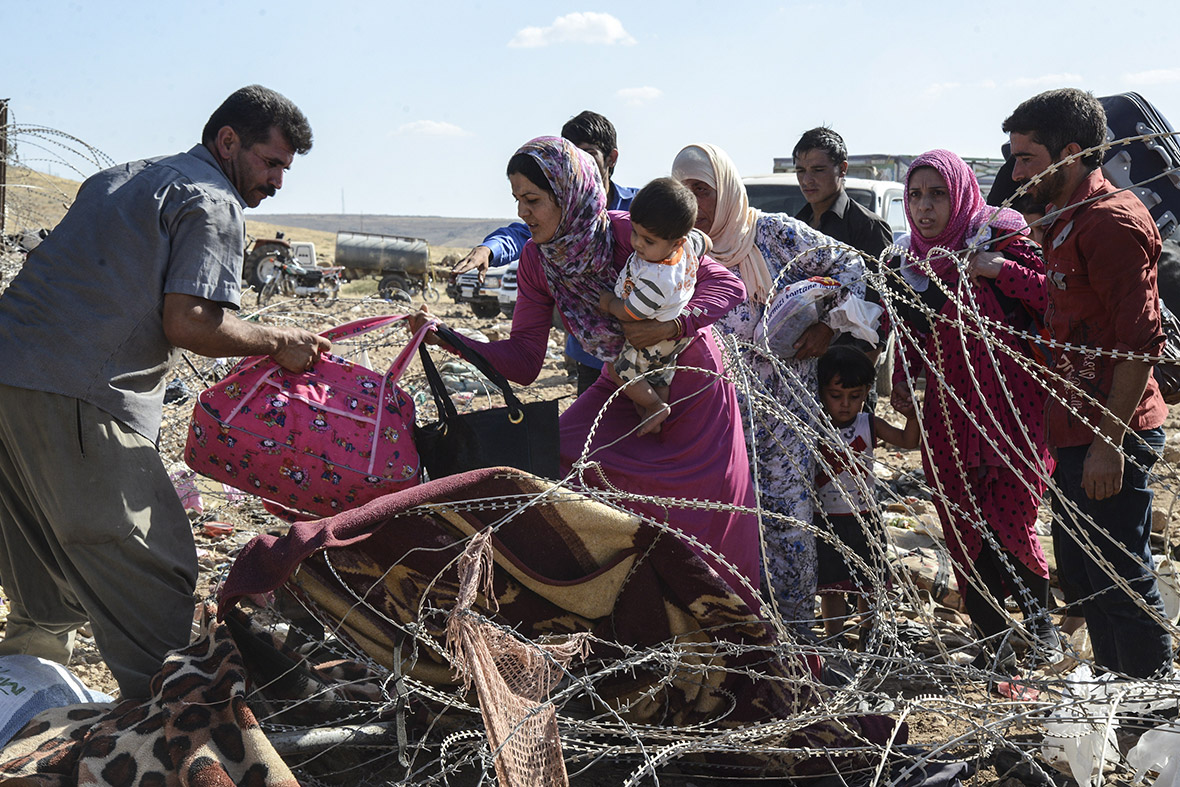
[0,85,330,698]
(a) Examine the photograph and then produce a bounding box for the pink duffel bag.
[184,314,435,518]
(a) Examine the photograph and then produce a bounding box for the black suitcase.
[1099,91,1180,240]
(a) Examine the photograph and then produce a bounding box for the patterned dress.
[716,213,865,627]
[898,236,1052,588]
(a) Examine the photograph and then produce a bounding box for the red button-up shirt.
[1042,169,1167,447]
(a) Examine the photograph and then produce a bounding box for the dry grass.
[3,165,82,232]
[4,166,466,276]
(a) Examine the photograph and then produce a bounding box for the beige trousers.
[0,383,197,698]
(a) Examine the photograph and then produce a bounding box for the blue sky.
[5,1,1179,221]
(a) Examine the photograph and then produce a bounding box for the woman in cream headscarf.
[673,143,867,635]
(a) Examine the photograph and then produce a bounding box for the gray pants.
[0,383,197,698]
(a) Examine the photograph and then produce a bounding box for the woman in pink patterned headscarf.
[890,149,1057,670]
[414,137,762,608]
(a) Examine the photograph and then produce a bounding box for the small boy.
[599,177,710,435]
[814,345,920,642]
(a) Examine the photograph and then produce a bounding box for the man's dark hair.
[202,85,313,154]
[1011,192,1046,217]
[506,153,554,195]
[629,178,697,240]
[792,126,847,167]
[1002,88,1106,169]
[818,345,876,389]
[561,111,617,157]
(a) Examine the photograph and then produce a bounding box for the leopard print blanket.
[0,604,297,787]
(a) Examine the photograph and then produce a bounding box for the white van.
[742,174,907,240]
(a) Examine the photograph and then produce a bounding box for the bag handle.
[417,344,461,428]
[320,313,410,342]
[419,324,528,423]
[366,316,438,474]
[225,313,419,382]
[383,315,441,386]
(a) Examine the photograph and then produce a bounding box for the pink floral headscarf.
[515,136,622,361]
[904,149,1025,274]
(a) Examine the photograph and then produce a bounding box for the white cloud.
[617,86,662,106]
[921,82,961,99]
[508,12,636,48]
[1004,73,1082,88]
[395,120,472,138]
[1123,68,1180,85]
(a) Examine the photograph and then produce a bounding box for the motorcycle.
[257,256,343,305]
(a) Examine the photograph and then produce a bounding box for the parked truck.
[334,230,439,301]
[242,233,318,290]
[451,262,516,319]
[772,153,1007,191]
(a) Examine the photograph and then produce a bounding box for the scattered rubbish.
[1041,664,1176,787]
[888,468,930,499]
[202,522,234,538]
[438,360,489,393]
[997,677,1041,701]
[0,655,113,749]
[168,463,203,513]
[1156,554,1180,623]
[1127,720,1180,786]
[221,484,248,504]
[163,377,193,405]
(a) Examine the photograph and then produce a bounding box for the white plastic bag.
[827,297,884,347]
[0,655,113,748]
[1041,665,1119,787]
[1127,721,1180,786]
[1042,664,1179,787]
[1155,554,1180,623]
[755,276,842,359]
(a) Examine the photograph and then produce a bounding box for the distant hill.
[2,165,512,246]
[252,214,516,251]
[3,166,83,232]
[3,167,512,262]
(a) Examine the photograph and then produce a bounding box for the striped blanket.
[219,467,904,774]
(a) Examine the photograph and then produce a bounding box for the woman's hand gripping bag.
[754,276,842,359]
[184,315,434,518]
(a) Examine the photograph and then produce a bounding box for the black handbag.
[414,324,561,480]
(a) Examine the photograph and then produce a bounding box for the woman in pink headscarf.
[413,137,760,608]
[889,149,1056,669]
